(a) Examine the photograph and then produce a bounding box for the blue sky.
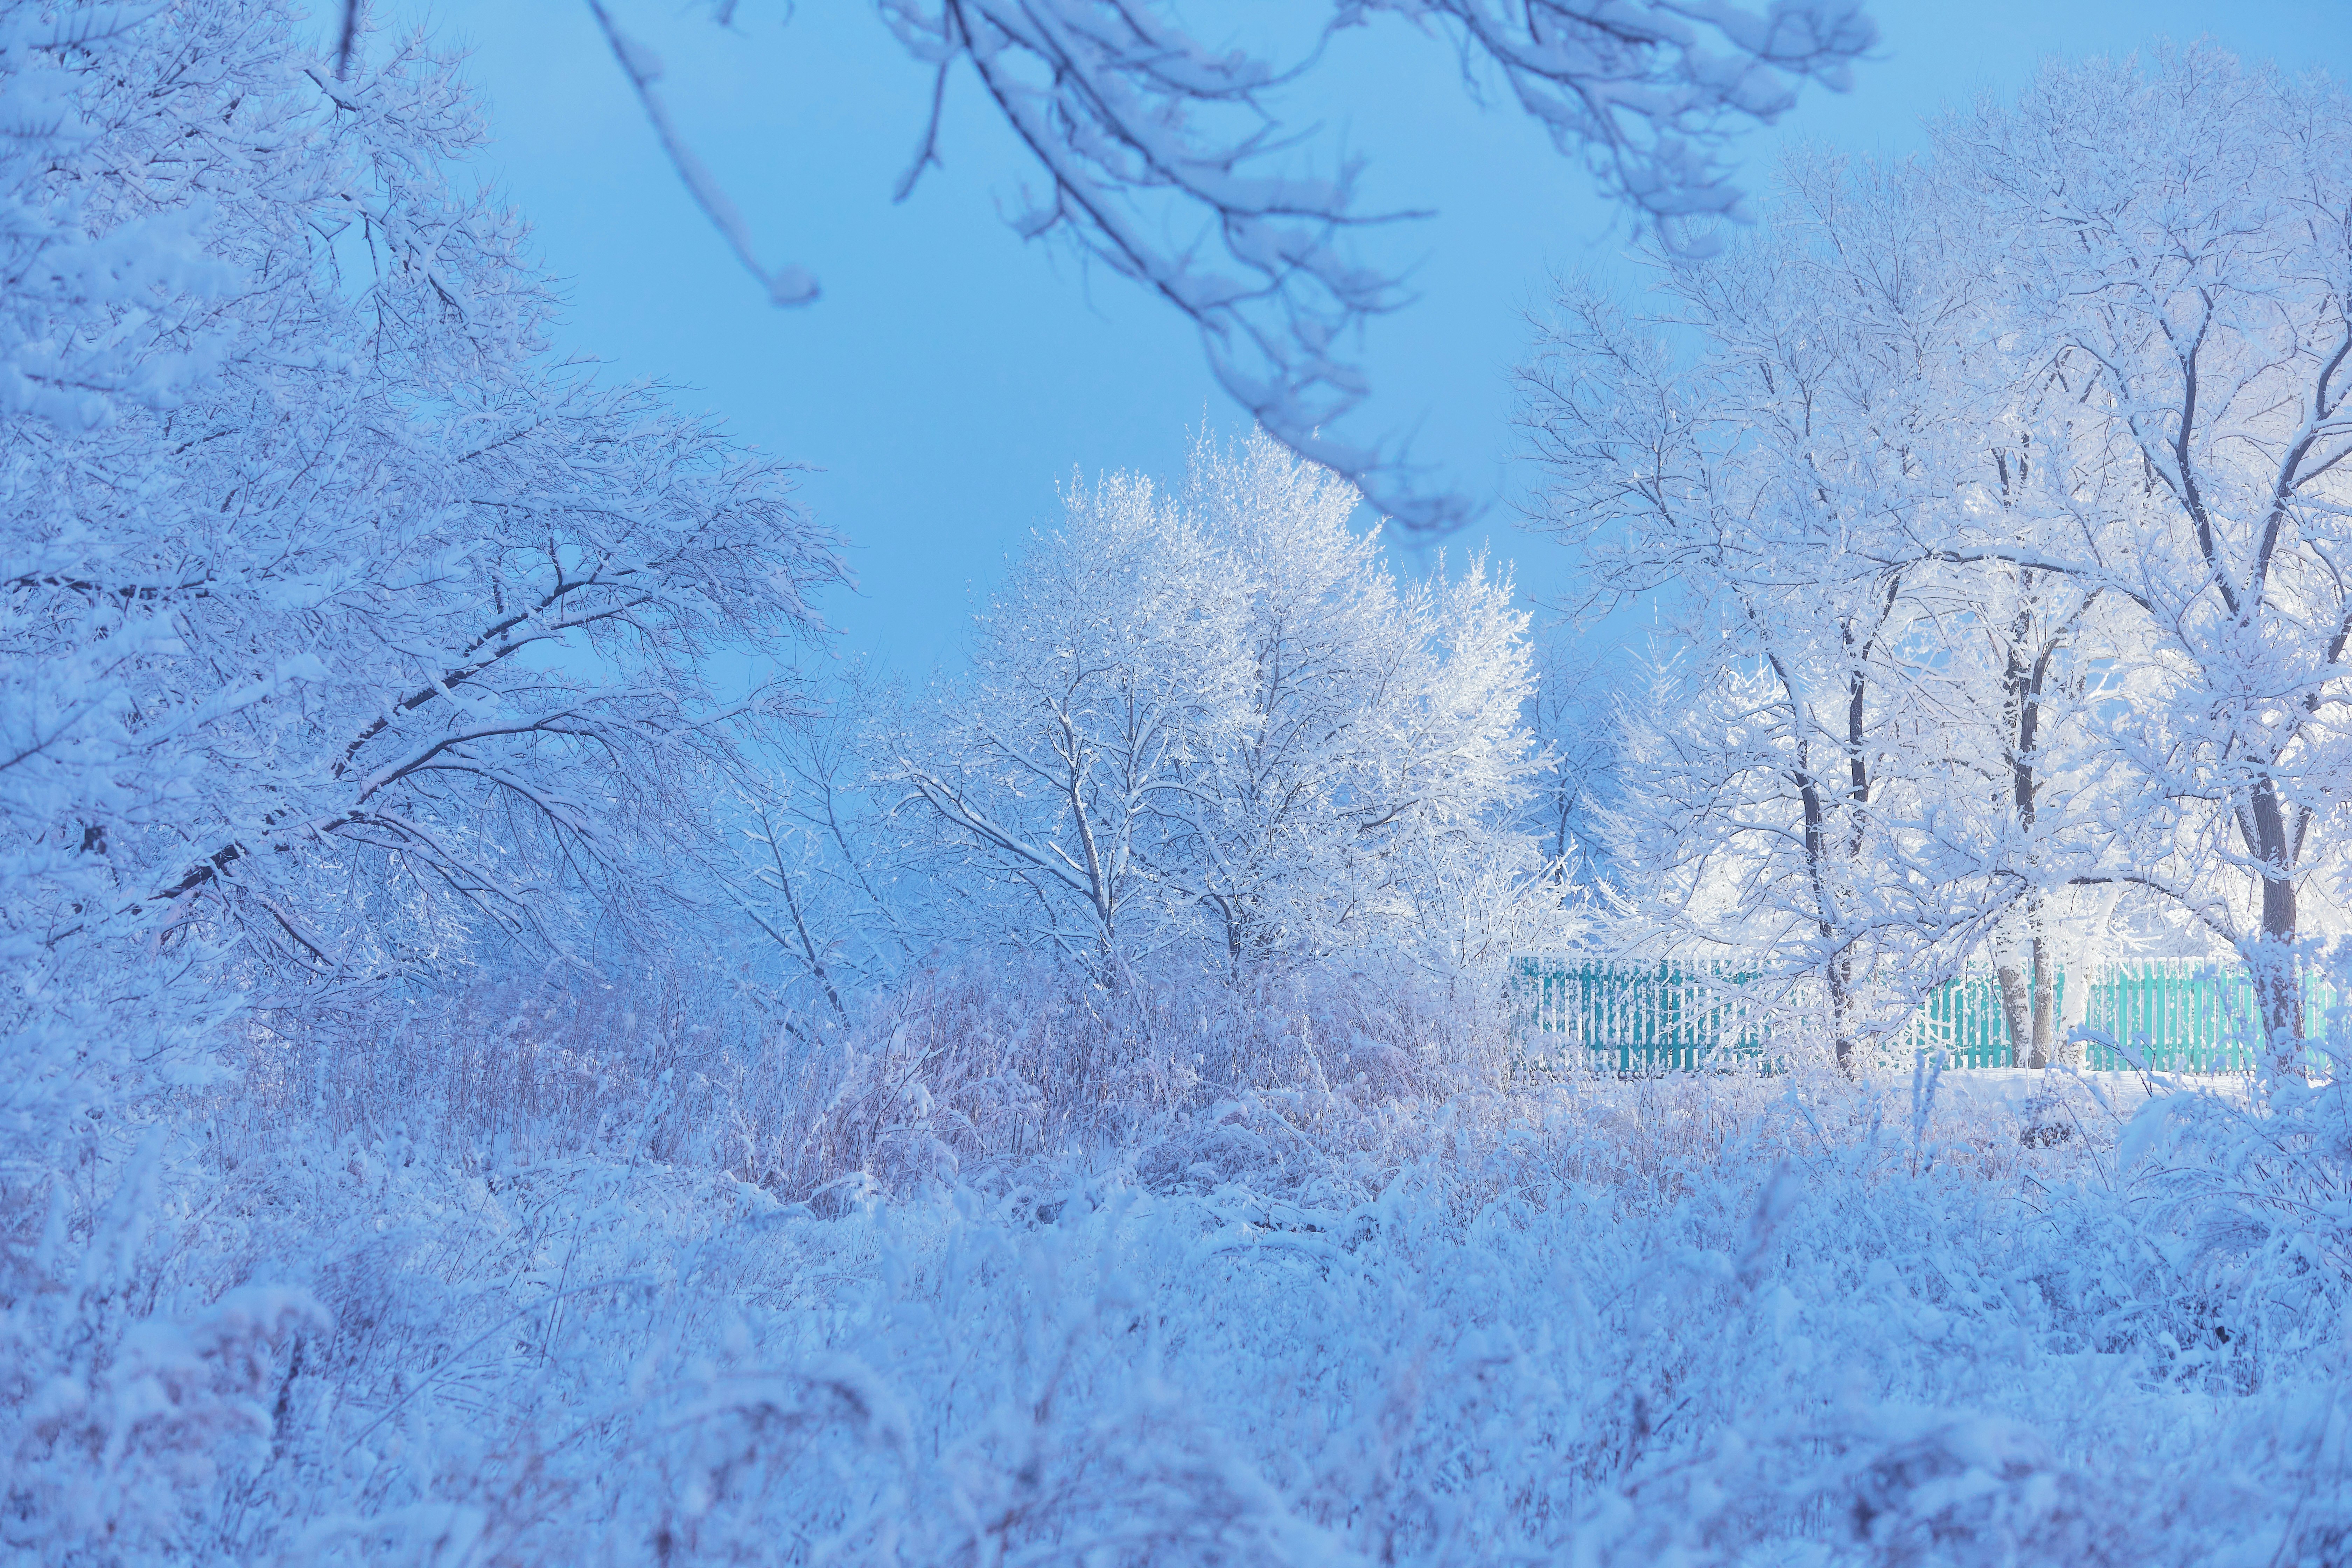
[375,0,2352,677]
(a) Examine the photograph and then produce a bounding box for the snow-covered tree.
[1932,49,2352,1073]
[1522,637,1623,897]
[892,430,1546,979]
[2,0,838,1293]
[1519,240,1985,1066]
[710,660,918,1024]
[7,1,835,974]
[1523,49,2352,1076]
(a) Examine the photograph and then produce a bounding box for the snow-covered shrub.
[2119,1065,2352,1378]
[12,919,2348,1568]
[27,1057,2319,1566]
[596,947,1519,1203]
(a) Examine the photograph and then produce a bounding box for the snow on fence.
[1513,958,2337,1073]
[1511,959,1776,1073]
[1888,961,2340,1073]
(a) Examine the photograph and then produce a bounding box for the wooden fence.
[1511,959,1774,1073]
[1513,957,2336,1073]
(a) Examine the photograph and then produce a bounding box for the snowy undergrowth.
[11,1053,2349,1567]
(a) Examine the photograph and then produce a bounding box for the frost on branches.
[2,0,835,1019]
[3,5,832,1553]
[1524,48,2352,1076]
[891,431,1550,981]
[583,0,1879,530]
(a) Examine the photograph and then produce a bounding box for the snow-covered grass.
[11,985,2349,1567]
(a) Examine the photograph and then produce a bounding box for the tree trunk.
[1780,724,1857,1077]
[1994,908,2030,1068]
[1829,952,1856,1077]
[2246,779,2304,1076]
[2028,901,2055,1069]
[2249,891,2302,1080]
[1995,959,2030,1070]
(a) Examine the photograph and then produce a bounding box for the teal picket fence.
[1514,957,2335,1074]
[1891,961,2337,1072]
[1511,958,1774,1073]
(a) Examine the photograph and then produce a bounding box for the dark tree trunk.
[2028,909,2055,1070]
[1828,952,1856,1077]
[2245,777,2304,1076]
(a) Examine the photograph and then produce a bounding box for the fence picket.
[1512,956,2328,1073]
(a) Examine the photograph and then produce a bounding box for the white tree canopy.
[1521,47,2352,1072]
[2,0,840,1170]
[891,430,1548,976]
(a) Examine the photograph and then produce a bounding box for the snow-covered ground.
[18,1060,2348,1566]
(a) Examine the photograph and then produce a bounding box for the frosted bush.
[10,1011,2346,1566]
